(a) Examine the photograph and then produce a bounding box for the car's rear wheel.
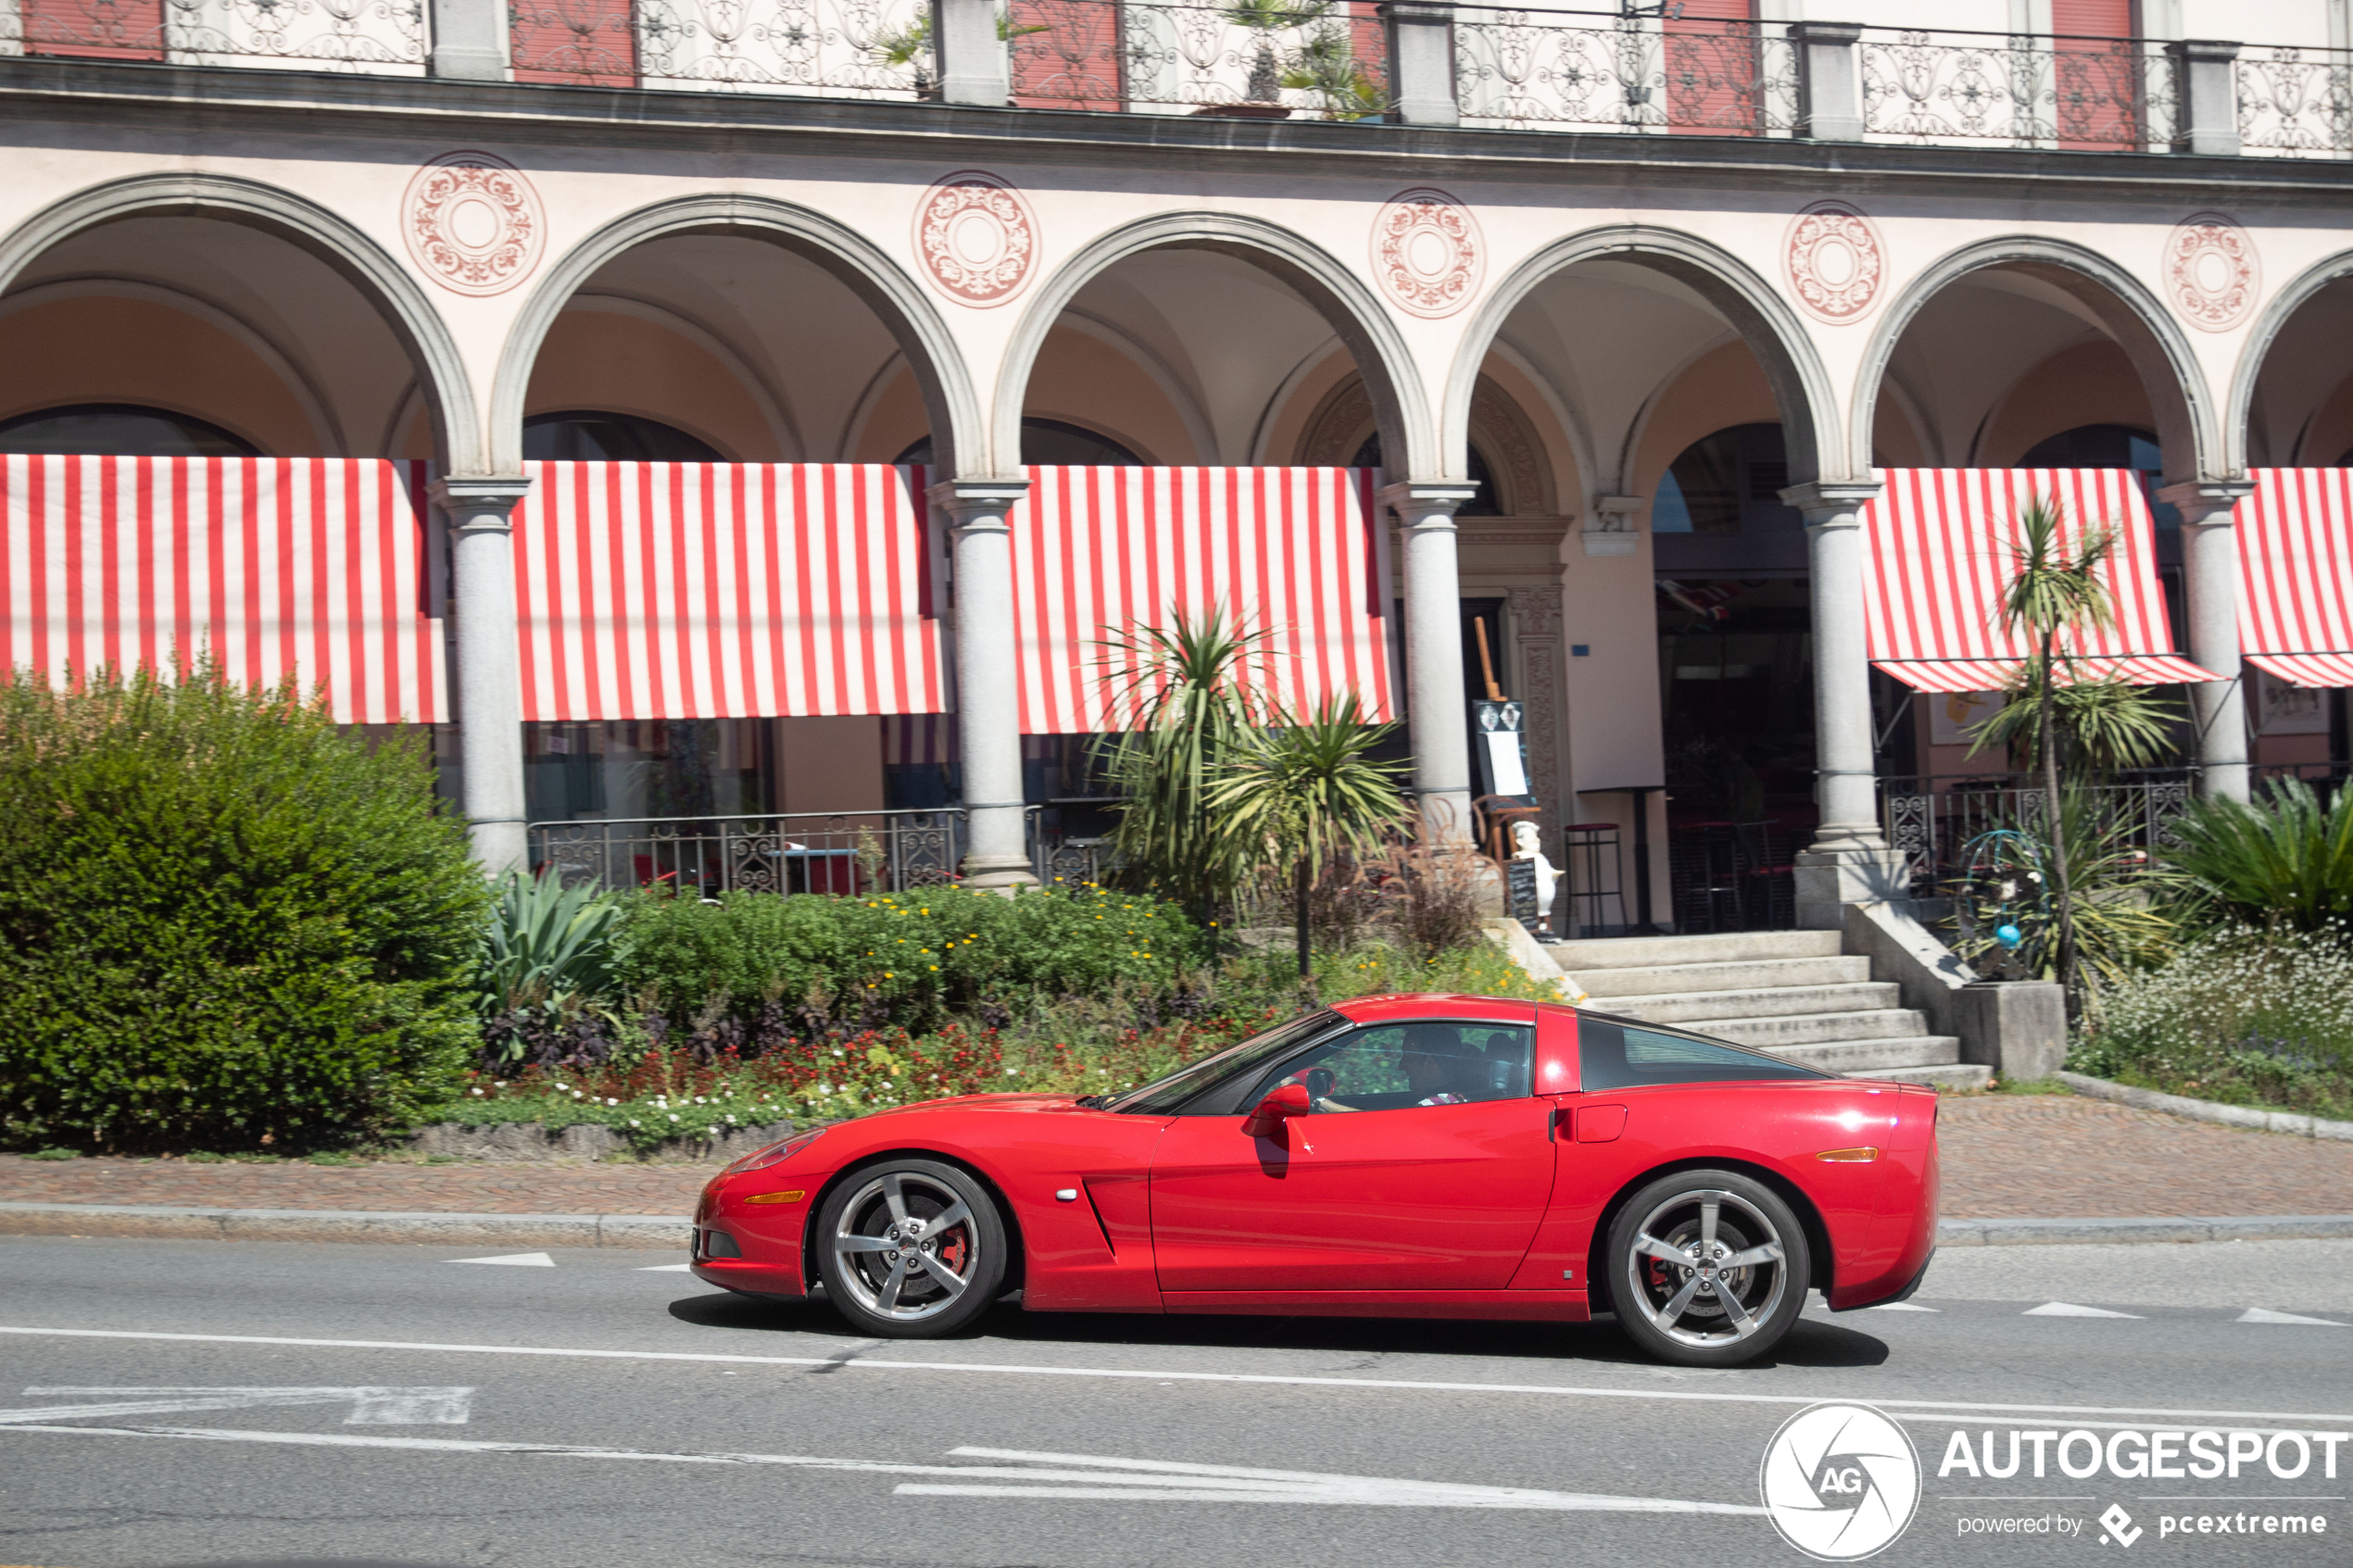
[1606,1170,1809,1367]
[816,1158,1006,1338]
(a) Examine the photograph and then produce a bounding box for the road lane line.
[0,1422,1764,1514]
[1,1324,2347,1428]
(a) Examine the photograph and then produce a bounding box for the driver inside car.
[1309,1023,1470,1112]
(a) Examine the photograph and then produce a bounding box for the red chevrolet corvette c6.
[689,992,1940,1365]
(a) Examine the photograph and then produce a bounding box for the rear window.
[1576,1017,1831,1090]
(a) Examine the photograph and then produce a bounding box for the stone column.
[1381,3,1459,127]
[428,0,509,80]
[1790,21,1865,142]
[434,476,535,875]
[1384,482,1481,840]
[2161,479,2256,801]
[2170,39,2243,157]
[932,0,1011,107]
[1786,481,1906,927]
[932,480,1038,888]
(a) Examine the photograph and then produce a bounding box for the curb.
[2057,1072,2353,1142]
[4,1200,2349,1249]
[1936,1213,2353,1247]
[0,1202,689,1248]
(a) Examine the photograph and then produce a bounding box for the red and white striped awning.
[512,463,947,722]
[1,456,445,723]
[1864,469,2219,693]
[2236,470,2353,688]
[1012,467,1393,734]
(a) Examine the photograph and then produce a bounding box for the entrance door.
[1150,1017,1555,1291]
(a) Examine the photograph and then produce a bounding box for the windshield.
[1107,1010,1342,1115]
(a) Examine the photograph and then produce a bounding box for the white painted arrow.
[2024,1301,2142,1319]
[5,1386,472,1425]
[2239,1307,2348,1326]
[451,1252,555,1267]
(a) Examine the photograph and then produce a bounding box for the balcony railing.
[4,0,2347,161]
[1877,768,2196,899]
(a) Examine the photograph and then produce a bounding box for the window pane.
[1111,1010,1340,1116]
[1247,1021,1534,1113]
[1577,1018,1828,1090]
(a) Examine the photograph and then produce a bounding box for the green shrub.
[0,663,486,1154]
[613,883,1206,1035]
[2072,923,2353,1119]
[2164,778,2353,933]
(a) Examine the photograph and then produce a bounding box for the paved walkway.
[2,1092,2349,1219]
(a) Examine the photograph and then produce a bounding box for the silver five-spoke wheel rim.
[1622,1188,1788,1348]
[831,1171,980,1323]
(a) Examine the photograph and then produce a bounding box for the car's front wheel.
[816,1158,1007,1337]
[1606,1170,1810,1367]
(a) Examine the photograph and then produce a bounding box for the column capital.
[1780,480,1881,523]
[2156,478,2255,524]
[1787,19,1863,44]
[2169,37,2243,64]
[1380,481,1481,521]
[432,476,533,531]
[928,478,1031,529]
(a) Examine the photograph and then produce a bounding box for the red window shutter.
[21,0,164,60]
[1667,0,1766,136]
[510,0,638,87]
[2051,0,2134,38]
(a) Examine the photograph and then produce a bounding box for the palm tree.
[1205,693,1408,977]
[1089,608,1276,923]
[1989,495,2121,1008]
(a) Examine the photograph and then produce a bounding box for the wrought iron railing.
[1856,25,2177,149]
[1010,0,1387,118]
[1453,7,1795,135]
[2236,45,2353,157]
[1878,768,2196,897]
[529,807,966,895]
[1,0,426,71]
[509,0,932,94]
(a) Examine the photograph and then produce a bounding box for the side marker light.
[1816,1147,1880,1162]
[744,1189,806,1204]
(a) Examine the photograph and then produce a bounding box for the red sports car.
[690,992,1940,1366]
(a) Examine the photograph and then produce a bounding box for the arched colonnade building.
[1,0,2349,936]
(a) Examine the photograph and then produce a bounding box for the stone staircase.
[1551,931,1989,1089]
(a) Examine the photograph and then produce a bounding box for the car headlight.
[724,1125,827,1174]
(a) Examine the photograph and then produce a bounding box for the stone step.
[1686,1009,1929,1048]
[1847,1063,1993,1091]
[1767,1035,1962,1074]
[1584,981,1901,1025]
[1571,955,1870,998]
[1550,930,1843,972]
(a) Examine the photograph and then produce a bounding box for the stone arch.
[1450,225,1843,493]
[1855,234,2221,482]
[997,212,1434,480]
[2227,245,2353,473]
[0,171,480,470]
[1298,371,1554,515]
[492,194,983,476]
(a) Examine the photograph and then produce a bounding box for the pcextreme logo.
[1761,1402,1922,1561]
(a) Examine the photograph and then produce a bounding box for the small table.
[1581,784,1667,936]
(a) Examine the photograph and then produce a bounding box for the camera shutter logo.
[1759,1403,1920,1560]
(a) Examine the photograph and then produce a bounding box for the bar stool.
[1559,822,1625,937]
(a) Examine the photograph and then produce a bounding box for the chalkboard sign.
[1506,857,1541,935]
[1472,699,1535,809]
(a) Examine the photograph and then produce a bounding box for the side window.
[1577,1018,1829,1091]
[1246,1021,1534,1113]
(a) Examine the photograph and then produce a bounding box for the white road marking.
[2239,1307,2348,1326]
[1,1325,2346,1429]
[451,1253,556,1267]
[1867,1303,1938,1312]
[0,1386,472,1424]
[0,1421,1763,1513]
[2024,1301,2143,1319]
[638,1264,694,1273]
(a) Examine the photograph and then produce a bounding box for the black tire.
[1606,1169,1810,1368]
[815,1158,1007,1338]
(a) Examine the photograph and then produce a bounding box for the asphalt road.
[1,1236,2348,1568]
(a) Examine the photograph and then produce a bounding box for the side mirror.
[1240,1082,1312,1137]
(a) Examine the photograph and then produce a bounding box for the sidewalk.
[2,1091,2349,1223]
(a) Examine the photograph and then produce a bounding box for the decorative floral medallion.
[1371,189,1482,319]
[913,172,1038,307]
[2165,212,2259,332]
[402,152,543,297]
[1783,201,1883,324]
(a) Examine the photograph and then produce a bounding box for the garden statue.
[1510,820,1565,937]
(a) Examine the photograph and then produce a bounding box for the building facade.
[2,0,2349,926]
